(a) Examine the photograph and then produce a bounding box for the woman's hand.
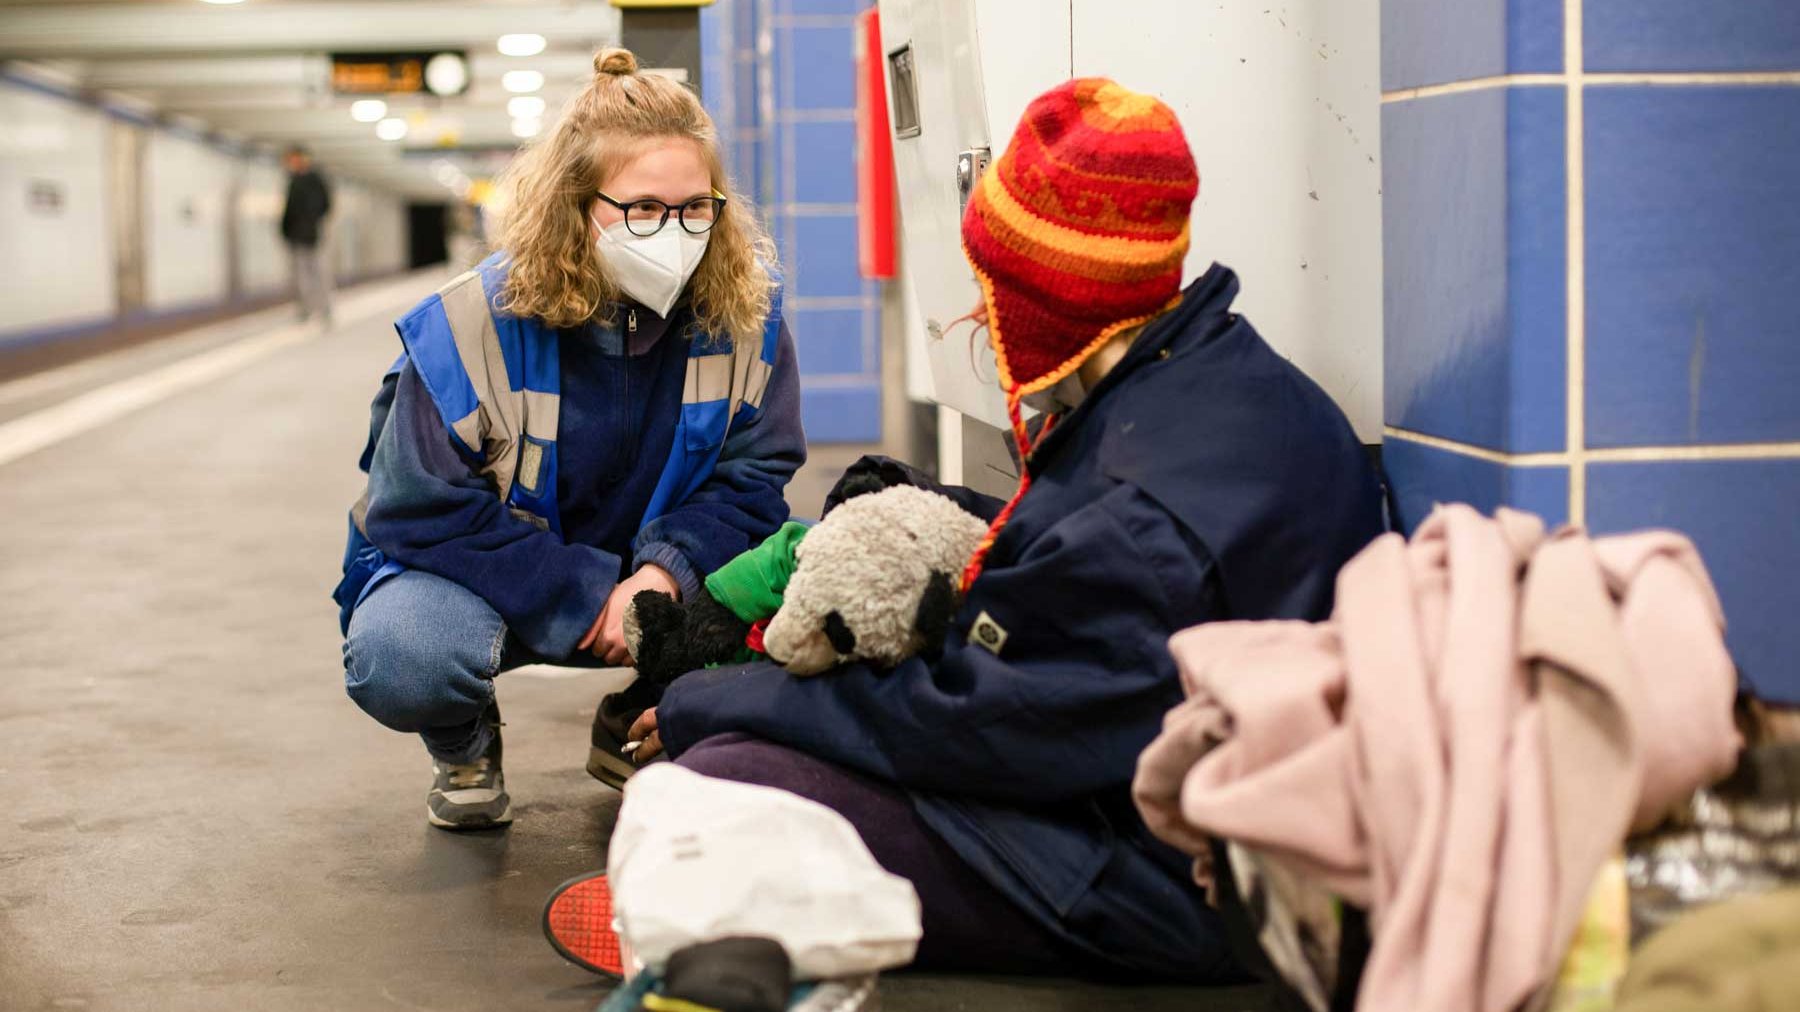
[578,564,680,666]
[627,707,663,763]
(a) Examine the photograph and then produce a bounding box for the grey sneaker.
[427,704,512,830]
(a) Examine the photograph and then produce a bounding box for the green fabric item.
[703,521,809,626]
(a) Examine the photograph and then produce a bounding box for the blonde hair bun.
[594,48,639,78]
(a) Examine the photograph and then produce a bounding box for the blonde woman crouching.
[334,48,805,831]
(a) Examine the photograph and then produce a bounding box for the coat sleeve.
[656,482,1223,805]
[630,319,807,600]
[362,362,618,658]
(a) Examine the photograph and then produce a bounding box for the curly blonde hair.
[493,47,777,344]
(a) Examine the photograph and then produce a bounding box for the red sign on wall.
[854,8,897,281]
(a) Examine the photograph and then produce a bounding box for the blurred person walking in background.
[281,144,334,326]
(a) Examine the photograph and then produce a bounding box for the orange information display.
[330,51,468,96]
[853,8,897,281]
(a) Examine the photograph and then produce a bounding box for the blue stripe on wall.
[703,0,880,445]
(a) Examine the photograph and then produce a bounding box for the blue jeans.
[343,570,607,763]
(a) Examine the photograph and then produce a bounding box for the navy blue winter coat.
[658,264,1385,978]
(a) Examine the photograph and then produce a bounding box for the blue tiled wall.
[1584,1,1800,73]
[1584,87,1800,447]
[1588,459,1800,692]
[1382,86,1565,453]
[1382,2,1800,698]
[1382,0,1562,91]
[702,0,882,444]
[1383,440,1570,530]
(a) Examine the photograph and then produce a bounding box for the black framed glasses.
[596,190,728,237]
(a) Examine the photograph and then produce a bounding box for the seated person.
[600,78,1385,979]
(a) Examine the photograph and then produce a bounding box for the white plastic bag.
[608,764,923,980]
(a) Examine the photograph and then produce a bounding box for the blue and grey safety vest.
[333,253,782,630]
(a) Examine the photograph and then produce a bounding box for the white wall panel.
[0,81,116,339]
[1069,0,1384,438]
[329,181,362,281]
[236,158,288,297]
[972,0,1070,163]
[143,131,232,310]
[363,192,407,276]
[330,182,407,282]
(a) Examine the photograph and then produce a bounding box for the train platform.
[0,278,1270,1011]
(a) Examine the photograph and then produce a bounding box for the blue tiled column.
[701,0,882,444]
[1382,2,1800,697]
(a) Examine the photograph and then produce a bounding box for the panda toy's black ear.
[914,571,959,657]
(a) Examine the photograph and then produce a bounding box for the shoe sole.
[586,745,637,791]
[425,802,513,831]
[542,872,625,978]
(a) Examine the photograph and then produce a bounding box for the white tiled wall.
[0,83,117,339]
[330,181,408,283]
[0,77,413,344]
[1070,0,1385,440]
[143,130,234,311]
[236,158,289,297]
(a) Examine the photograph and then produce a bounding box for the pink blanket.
[1134,505,1741,1012]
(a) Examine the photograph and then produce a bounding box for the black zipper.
[613,310,638,482]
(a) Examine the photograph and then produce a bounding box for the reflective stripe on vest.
[399,258,781,536]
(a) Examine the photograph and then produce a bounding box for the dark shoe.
[543,871,625,978]
[426,703,511,830]
[587,677,666,790]
[662,937,792,1012]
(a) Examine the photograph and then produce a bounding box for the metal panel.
[1069,0,1385,439]
[876,0,1011,429]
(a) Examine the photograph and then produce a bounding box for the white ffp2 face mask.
[593,218,710,318]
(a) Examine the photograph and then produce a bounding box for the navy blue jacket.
[658,265,1385,978]
[357,305,806,659]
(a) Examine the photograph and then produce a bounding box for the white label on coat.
[970,611,1008,656]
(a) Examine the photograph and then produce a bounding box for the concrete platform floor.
[0,277,1274,1012]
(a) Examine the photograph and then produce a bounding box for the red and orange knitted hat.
[962,77,1198,399]
[956,79,1198,593]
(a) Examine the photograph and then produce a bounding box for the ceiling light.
[424,52,470,97]
[507,95,546,119]
[502,70,545,94]
[511,117,542,139]
[199,0,248,5]
[350,99,387,123]
[376,118,409,142]
[497,34,547,58]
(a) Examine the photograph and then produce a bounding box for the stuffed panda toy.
[624,483,991,683]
